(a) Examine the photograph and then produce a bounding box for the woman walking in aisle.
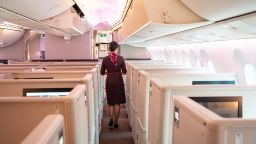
[100,41,127,128]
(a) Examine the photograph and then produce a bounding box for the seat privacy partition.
[21,114,65,144]
[173,96,256,144]
[0,67,31,72]
[0,62,104,144]
[0,62,99,72]
[128,67,203,143]
[11,71,89,79]
[125,60,166,96]
[125,61,203,144]
[2,61,99,65]
[136,72,237,144]
[0,85,88,144]
[148,83,256,144]
[0,74,97,144]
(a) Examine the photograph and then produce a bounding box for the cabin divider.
[0,84,88,144]
[148,83,256,144]
[1,66,104,135]
[136,71,237,144]
[0,74,98,144]
[173,96,256,144]
[127,66,203,143]
[21,114,65,144]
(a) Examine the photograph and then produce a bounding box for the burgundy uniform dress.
[100,54,127,105]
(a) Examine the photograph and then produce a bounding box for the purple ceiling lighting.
[84,0,127,30]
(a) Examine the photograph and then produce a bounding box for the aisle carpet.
[99,104,134,144]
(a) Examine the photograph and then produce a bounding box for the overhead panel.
[118,0,212,44]
[0,24,25,48]
[0,0,92,37]
[123,22,211,44]
[180,0,256,21]
[129,13,256,47]
[0,0,74,20]
[42,9,91,36]
[0,7,71,37]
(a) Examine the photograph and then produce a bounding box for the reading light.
[221,24,230,29]
[64,36,71,40]
[0,22,23,31]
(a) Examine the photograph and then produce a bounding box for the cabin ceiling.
[81,0,127,28]
[0,0,127,48]
[0,0,256,47]
[0,0,127,38]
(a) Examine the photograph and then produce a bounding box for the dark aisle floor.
[99,104,134,144]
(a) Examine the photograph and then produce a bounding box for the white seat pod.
[173,96,256,144]
[21,114,65,144]
[0,85,88,144]
[0,74,96,144]
[148,83,256,144]
[127,64,203,143]
[137,72,237,144]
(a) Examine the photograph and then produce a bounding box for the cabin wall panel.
[120,45,150,59]
[165,39,256,71]
[200,46,234,73]
[194,39,256,74]
[0,38,25,61]
[30,36,41,60]
[45,32,91,59]
[164,38,256,83]
[30,32,92,60]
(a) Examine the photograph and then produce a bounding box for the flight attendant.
[100,41,127,128]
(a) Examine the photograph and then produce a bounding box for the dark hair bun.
[109,41,119,52]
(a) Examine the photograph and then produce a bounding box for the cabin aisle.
[99,102,134,144]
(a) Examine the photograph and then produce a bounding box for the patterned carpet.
[99,104,134,144]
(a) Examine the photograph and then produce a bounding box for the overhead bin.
[130,12,256,47]
[42,9,91,36]
[118,0,212,44]
[0,0,91,37]
[0,8,71,37]
[0,22,25,48]
[0,0,74,20]
[180,0,256,21]
[118,0,256,47]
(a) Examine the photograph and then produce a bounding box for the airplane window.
[151,49,159,60]
[181,55,191,67]
[207,60,216,73]
[185,58,192,67]
[196,59,202,68]
[164,48,172,63]
[181,50,189,66]
[173,58,177,64]
[166,49,175,63]
[147,48,157,60]
[162,48,167,62]
[159,49,166,62]
[174,50,182,64]
[156,49,164,61]
[244,64,256,84]
[153,49,159,60]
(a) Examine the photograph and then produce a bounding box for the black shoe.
[114,123,119,128]
[108,119,114,128]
